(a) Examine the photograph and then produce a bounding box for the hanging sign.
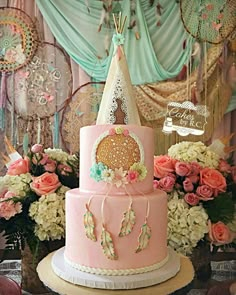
[162,101,209,136]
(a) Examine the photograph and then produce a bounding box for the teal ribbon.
[53,112,59,148]
[112,33,125,56]
[0,108,5,130]
[23,133,29,155]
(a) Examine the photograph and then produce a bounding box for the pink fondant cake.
[64,125,169,275]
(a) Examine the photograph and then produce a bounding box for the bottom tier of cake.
[64,188,168,275]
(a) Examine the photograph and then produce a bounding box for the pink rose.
[190,162,201,176]
[196,185,214,201]
[231,166,236,183]
[153,180,160,189]
[175,162,192,177]
[200,168,226,196]
[0,193,22,220]
[58,164,73,176]
[159,175,175,192]
[31,144,43,153]
[183,177,194,192]
[44,159,56,172]
[218,159,231,173]
[30,172,61,196]
[208,221,234,245]
[7,157,29,176]
[188,175,199,183]
[184,193,199,206]
[154,155,175,178]
[39,154,49,165]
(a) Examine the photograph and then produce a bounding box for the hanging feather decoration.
[83,203,97,242]
[119,205,136,237]
[85,0,90,13]
[98,3,112,32]
[149,0,155,7]
[104,34,111,56]
[156,3,163,16]
[101,224,118,260]
[135,222,152,253]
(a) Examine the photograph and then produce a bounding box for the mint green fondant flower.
[112,33,125,46]
[90,162,107,182]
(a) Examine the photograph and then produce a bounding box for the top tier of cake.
[79,124,154,196]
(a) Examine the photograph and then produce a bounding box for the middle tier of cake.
[65,188,168,275]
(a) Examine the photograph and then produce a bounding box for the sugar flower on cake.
[113,167,128,187]
[0,141,79,254]
[154,139,236,255]
[130,162,147,181]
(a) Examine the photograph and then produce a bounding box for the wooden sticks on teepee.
[112,12,127,34]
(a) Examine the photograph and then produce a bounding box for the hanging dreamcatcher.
[0,7,38,72]
[61,82,104,153]
[0,7,39,132]
[180,0,236,44]
[6,42,72,151]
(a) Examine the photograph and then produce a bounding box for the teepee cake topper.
[96,14,141,126]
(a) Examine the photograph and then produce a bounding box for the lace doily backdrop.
[61,44,232,156]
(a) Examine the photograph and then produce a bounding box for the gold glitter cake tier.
[96,134,141,171]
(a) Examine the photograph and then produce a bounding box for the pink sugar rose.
[196,185,214,201]
[127,170,139,183]
[44,159,56,172]
[7,157,29,176]
[159,175,175,192]
[154,155,175,178]
[200,168,226,196]
[109,128,116,136]
[208,221,234,246]
[31,144,43,153]
[30,172,61,196]
[183,177,194,192]
[123,129,129,136]
[175,162,192,177]
[218,159,231,173]
[184,193,199,206]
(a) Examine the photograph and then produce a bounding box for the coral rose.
[208,221,234,245]
[218,159,231,173]
[154,155,175,178]
[30,172,61,196]
[44,159,56,172]
[200,168,226,196]
[7,157,29,176]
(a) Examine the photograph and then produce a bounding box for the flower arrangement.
[0,142,79,253]
[154,140,236,255]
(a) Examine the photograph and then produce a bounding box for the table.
[37,251,194,295]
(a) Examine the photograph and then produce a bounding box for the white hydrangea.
[0,173,32,198]
[29,186,69,241]
[168,141,220,168]
[44,148,71,164]
[167,196,209,255]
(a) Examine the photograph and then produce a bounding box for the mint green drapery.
[36,0,193,85]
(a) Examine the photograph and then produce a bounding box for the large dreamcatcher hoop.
[6,42,72,150]
[180,0,236,44]
[0,7,38,72]
[61,82,105,153]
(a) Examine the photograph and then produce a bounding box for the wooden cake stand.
[37,250,194,295]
